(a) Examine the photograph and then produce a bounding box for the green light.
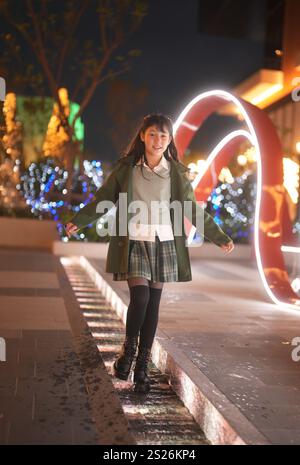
[69,102,84,148]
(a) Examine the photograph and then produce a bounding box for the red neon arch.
[174,90,300,310]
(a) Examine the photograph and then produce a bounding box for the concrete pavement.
[0,246,208,445]
[2,243,300,445]
[83,251,300,445]
[0,246,135,445]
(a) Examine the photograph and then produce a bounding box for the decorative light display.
[188,160,235,184]
[173,89,300,311]
[43,88,84,162]
[187,150,299,245]
[0,92,26,210]
[218,167,234,184]
[206,170,256,243]
[20,157,103,239]
[237,154,247,166]
[83,160,103,189]
[0,87,101,241]
[283,157,299,205]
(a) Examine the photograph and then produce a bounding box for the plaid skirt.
[113,234,178,282]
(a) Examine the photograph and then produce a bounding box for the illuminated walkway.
[3,244,300,444]
[0,247,208,445]
[0,247,133,445]
[85,253,300,445]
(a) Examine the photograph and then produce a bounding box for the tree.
[0,92,26,210]
[0,0,148,209]
[106,78,149,154]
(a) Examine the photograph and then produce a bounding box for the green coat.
[69,154,232,281]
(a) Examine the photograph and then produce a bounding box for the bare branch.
[1,0,148,174]
[56,0,89,84]
[25,0,57,93]
[70,71,89,102]
[70,63,130,131]
[1,3,37,51]
[69,0,148,130]
[98,0,109,53]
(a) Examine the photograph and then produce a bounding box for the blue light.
[214,216,223,225]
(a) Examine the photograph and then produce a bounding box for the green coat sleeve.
[67,163,120,231]
[182,173,232,247]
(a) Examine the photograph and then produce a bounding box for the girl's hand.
[65,222,79,238]
[220,241,234,253]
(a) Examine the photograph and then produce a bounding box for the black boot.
[113,335,138,380]
[133,346,152,394]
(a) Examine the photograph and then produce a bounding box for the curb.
[79,256,271,445]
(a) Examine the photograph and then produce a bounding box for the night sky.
[1,0,266,164]
[85,0,265,163]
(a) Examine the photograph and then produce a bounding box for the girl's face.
[140,125,172,159]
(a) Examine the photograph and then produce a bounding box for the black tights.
[125,277,163,349]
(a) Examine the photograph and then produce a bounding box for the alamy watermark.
[291,77,300,102]
[291,337,300,362]
[0,77,5,101]
[94,194,205,246]
[0,337,6,362]
[0,80,7,362]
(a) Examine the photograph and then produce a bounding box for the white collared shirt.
[129,155,174,242]
[135,154,170,171]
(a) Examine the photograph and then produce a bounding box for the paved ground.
[62,258,209,445]
[0,247,209,445]
[2,244,300,445]
[0,247,135,445]
[88,253,300,445]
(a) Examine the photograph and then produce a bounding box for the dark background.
[0,0,284,162]
[85,0,280,162]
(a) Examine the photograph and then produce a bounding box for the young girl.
[65,113,234,395]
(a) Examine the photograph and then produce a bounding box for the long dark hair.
[120,113,179,180]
